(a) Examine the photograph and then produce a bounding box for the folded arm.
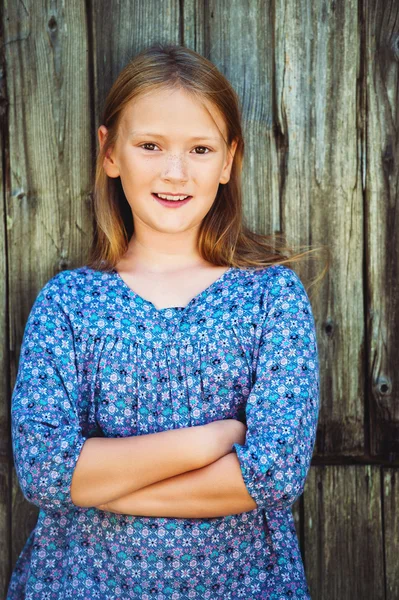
[97,451,257,518]
[71,419,246,508]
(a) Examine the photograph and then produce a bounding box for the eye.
[139,143,211,155]
[193,146,211,155]
[140,143,160,152]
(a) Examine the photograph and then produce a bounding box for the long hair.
[87,43,329,294]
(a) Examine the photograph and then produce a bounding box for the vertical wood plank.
[364,1,399,459]
[383,469,399,599]
[276,0,364,456]
[4,0,92,573]
[201,0,281,235]
[304,465,385,600]
[0,2,11,595]
[91,1,181,124]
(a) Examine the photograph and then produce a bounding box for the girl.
[7,43,321,599]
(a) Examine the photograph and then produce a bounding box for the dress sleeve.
[232,265,320,511]
[11,276,87,515]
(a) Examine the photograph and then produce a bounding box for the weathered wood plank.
[275,0,364,456]
[91,0,181,120]
[0,5,11,595]
[304,465,385,600]
[4,0,92,573]
[199,0,281,234]
[364,1,399,459]
[383,469,399,599]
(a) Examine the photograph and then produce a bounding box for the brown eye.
[193,146,210,155]
[140,143,159,151]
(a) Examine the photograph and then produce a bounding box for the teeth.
[156,193,189,201]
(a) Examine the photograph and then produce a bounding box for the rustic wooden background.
[1,1,398,599]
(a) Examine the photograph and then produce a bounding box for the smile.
[151,193,193,208]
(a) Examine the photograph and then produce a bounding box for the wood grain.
[3,0,92,585]
[304,465,385,600]
[0,3,10,595]
[383,469,399,599]
[364,1,399,460]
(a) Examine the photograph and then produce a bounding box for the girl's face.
[98,87,237,237]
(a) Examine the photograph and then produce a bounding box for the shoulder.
[250,264,312,314]
[250,264,307,295]
[33,265,109,311]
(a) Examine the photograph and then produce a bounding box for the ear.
[219,138,238,184]
[98,125,120,178]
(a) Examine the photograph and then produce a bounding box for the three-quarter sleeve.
[232,265,320,512]
[11,277,87,515]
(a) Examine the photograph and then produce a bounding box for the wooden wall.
[1,1,398,598]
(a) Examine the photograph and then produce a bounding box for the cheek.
[194,161,224,190]
[120,162,151,193]
[206,159,227,182]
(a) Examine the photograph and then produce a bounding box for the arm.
[98,451,257,518]
[11,276,87,516]
[230,266,320,512]
[70,418,246,507]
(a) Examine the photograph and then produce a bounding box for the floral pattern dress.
[7,263,320,600]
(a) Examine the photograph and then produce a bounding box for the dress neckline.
[111,266,234,313]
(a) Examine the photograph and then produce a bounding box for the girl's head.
[89,42,245,269]
[88,42,328,290]
[98,86,238,252]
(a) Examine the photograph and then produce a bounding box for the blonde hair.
[87,42,329,295]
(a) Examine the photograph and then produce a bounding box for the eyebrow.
[130,131,221,142]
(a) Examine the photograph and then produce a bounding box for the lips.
[151,193,193,208]
[153,193,192,199]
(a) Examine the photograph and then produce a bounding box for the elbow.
[267,479,306,511]
[16,456,91,512]
[12,416,88,514]
[233,442,312,512]
[251,472,307,512]
[17,470,74,515]
[18,475,100,514]
[249,469,308,512]
[259,450,313,511]
[12,436,70,513]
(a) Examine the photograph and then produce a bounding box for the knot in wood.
[324,320,334,337]
[374,376,392,397]
[48,16,57,33]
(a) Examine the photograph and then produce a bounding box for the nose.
[161,153,189,184]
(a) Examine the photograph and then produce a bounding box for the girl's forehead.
[120,88,228,139]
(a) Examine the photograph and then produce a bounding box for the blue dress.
[7,263,319,599]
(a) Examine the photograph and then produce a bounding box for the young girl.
[7,43,320,599]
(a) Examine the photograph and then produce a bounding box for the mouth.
[152,193,193,208]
